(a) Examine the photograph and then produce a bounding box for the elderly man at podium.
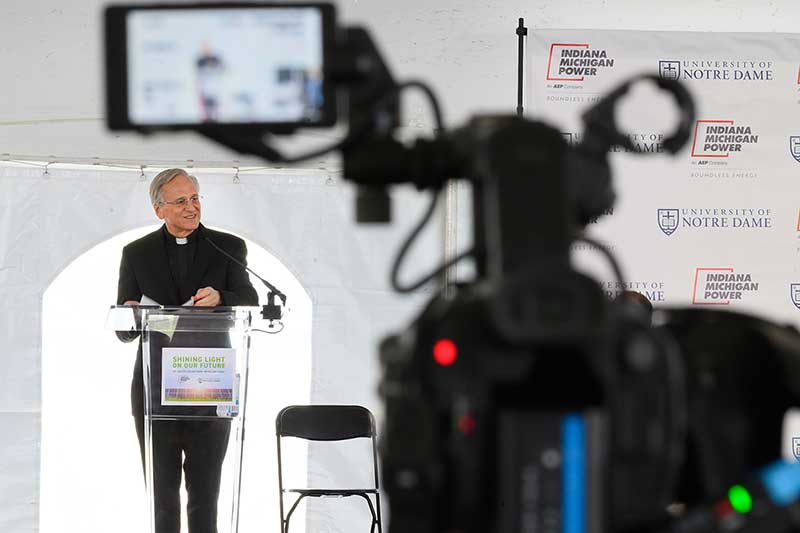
[116,168,258,533]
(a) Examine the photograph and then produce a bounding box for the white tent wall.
[0,164,436,532]
[4,0,800,162]
[3,0,800,531]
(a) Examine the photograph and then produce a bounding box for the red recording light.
[458,414,477,435]
[433,338,458,366]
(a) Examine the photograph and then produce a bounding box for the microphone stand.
[516,17,528,116]
[204,236,286,322]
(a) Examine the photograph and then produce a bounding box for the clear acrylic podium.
[107,305,257,533]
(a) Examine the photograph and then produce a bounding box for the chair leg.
[285,494,307,533]
[354,493,379,533]
[285,492,381,533]
[375,493,383,533]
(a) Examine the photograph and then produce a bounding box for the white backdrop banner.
[529,30,800,327]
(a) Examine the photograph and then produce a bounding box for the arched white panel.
[40,225,312,533]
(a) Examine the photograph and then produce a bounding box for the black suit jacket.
[116,224,259,415]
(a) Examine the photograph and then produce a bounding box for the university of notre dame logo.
[791,284,800,310]
[793,437,800,461]
[790,136,800,164]
[659,60,681,81]
[658,209,679,236]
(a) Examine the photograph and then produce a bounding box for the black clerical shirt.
[162,225,198,304]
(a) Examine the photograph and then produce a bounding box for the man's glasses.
[160,194,203,207]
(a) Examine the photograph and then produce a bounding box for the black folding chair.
[275,405,383,533]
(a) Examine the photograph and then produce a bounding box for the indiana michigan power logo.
[691,120,759,158]
[692,267,760,305]
[546,43,615,81]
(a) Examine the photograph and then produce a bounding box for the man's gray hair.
[149,168,200,205]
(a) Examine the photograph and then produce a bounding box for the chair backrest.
[276,405,376,441]
[275,405,383,533]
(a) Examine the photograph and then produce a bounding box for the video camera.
[105,3,800,532]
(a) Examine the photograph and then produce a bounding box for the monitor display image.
[126,7,325,125]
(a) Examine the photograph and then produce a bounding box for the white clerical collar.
[175,237,188,245]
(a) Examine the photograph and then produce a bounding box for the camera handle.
[195,23,696,299]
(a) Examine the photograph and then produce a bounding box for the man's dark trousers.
[135,416,231,533]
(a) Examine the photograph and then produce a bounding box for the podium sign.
[161,347,237,406]
[107,305,256,533]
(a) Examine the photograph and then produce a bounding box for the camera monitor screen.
[105,3,336,130]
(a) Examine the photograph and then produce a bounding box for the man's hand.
[124,300,140,306]
[193,287,221,307]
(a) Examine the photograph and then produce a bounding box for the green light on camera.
[728,485,752,514]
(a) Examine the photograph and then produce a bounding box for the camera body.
[376,193,680,533]
[378,278,615,532]
[379,285,800,533]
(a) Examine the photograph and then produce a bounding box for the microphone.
[204,236,286,321]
